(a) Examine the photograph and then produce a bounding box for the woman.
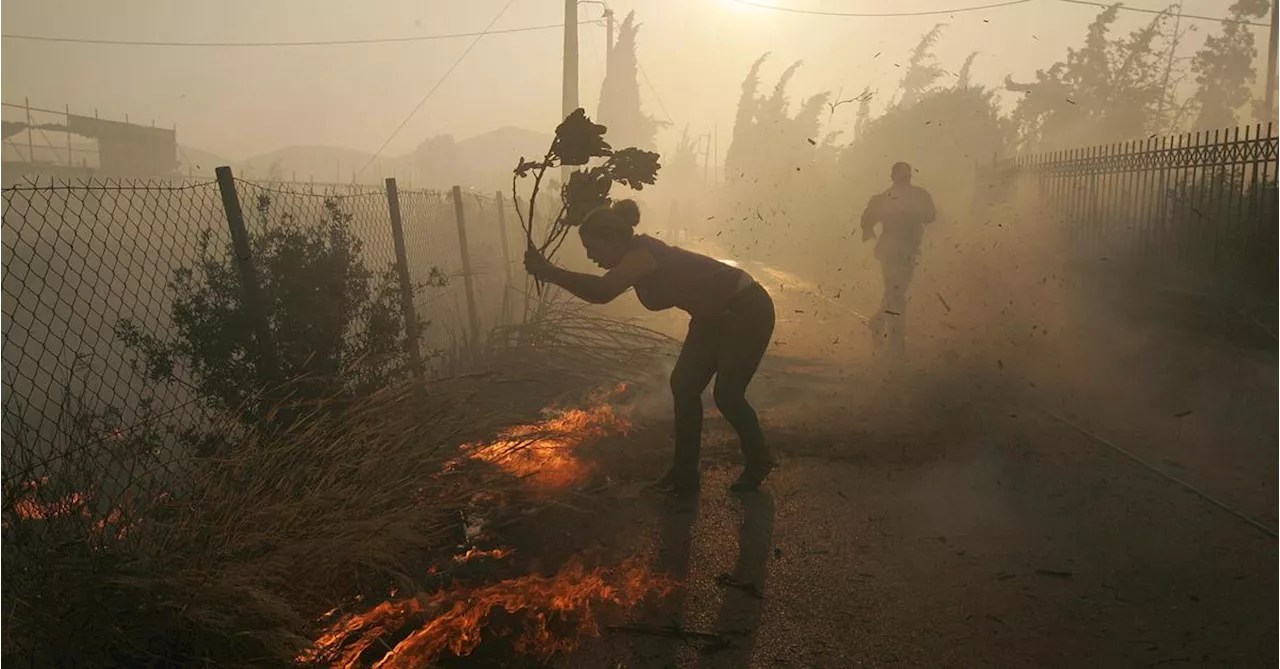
[524,199,776,495]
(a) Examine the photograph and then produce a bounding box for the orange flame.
[12,489,91,521]
[7,478,139,542]
[302,557,676,668]
[452,546,514,564]
[461,400,631,488]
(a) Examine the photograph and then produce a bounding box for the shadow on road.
[650,490,701,668]
[699,491,774,668]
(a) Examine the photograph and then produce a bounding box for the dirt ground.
[493,262,1278,668]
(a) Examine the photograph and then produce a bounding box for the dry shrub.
[1,378,537,668]
[487,292,679,383]
[2,289,674,668]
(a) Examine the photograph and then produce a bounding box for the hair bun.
[612,199,641,228]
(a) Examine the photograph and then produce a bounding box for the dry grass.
[1,375,556,667]
[1,297,675,667]
[486,291,679,383]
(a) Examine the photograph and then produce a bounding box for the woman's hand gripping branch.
[523,245,655,305]
[524,247,556,282]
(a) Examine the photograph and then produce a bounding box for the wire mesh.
[2,173,517,541]
[397,187,519,373]
[2,177,228,527]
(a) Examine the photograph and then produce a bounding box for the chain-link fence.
[398,187,520,373]
[2,178,226,509]
[2,170,522,523]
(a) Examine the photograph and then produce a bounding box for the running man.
[859,161,936,357]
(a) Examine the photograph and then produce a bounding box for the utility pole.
[562,0,579,185]
[65,104,73,165]
[701,132,711,185]
[605,8,615,70]
[713,125,719,185]
[25,97,34,164]
[563,0,579,122]
[1265,0,1278,123]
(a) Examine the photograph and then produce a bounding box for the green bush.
[117,196,429,420]
[2,192,467,666]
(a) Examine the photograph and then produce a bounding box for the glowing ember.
[6,478,139,542]
[452,546,514,564]
[12,489,91,521]
[462,400,632,488]
[302,557,675,668]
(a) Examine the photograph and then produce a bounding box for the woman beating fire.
[523,199,775,495]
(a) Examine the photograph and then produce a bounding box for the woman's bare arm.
[535,247,657,304]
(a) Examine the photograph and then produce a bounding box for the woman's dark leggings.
[669,282,775,478]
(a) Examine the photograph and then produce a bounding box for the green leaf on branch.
[552,109,612,166]
[605,148,661,190]
[563,168,614,226]
[512,108,663,261]
[514,157,543,178]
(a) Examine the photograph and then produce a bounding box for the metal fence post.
[385,178,425,379]
[214,166,280,391]
[493,190,514,329]
[514,195,533,329]
[451,185,482,349]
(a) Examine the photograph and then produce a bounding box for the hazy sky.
[2,0,1270,161]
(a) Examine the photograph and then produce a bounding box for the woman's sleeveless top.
[630,235,751,319]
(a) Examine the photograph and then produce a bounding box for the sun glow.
[715,0,773,15]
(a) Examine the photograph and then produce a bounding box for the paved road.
[555,398,1274,668]
[499,240,1279,668]
[544,290,1277,668]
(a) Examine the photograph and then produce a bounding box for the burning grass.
[1,375,565,667]
[302,556,677,668]
[5,477,137,546]
[3,362,669,667]
[278,382,685,668]
[459,384,634,489]
[283,383,680,669]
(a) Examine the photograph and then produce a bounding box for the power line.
[636,59,674,125]
[724,0,1034,17]
[726,0,1269,27]
[354,0,519,181]
[1057,0,1270,28]
[0,20,598,48]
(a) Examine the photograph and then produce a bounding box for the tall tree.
[596,11,666,151]
[667,125,702,186]
[723,56,829,183]
[898,24,948,106]
[724,53,769,181]
[718,55,833,262]
[1189,0,1271,130]
[853,86,875,142]
[1005,5,1176,150]
[956,51,979,89]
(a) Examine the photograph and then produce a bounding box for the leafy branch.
[511,108,661,268]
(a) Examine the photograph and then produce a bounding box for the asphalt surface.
[537,261,1277,668]
[550,383,1275,668]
